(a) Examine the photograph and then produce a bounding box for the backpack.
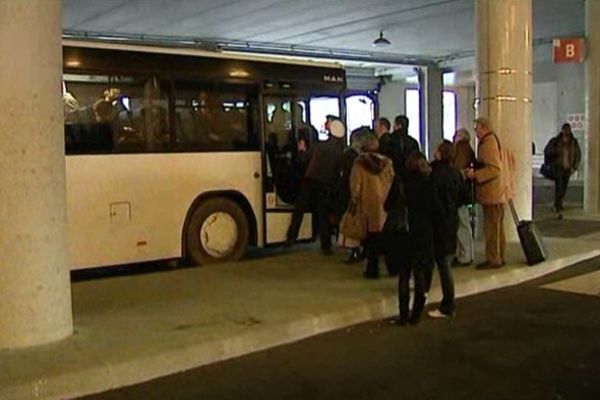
[492,134,517,201]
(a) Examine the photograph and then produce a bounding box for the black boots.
[363,259,379,279]
[345,248,363,264]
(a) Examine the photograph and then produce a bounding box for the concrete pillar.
[0,0,72,349]
[585,0,600,213]
[475,0,533,224]
[418,67,443,159]
[425,67,444,159]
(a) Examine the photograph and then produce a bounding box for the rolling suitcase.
[508,200,547,266]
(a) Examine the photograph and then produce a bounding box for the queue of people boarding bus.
[284,113,517,325]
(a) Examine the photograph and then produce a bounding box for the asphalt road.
[81,259,600,400]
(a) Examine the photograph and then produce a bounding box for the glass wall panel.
[405,88,420,142]
[309,97,340,141]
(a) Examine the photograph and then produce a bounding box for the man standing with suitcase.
[465,118,507,269]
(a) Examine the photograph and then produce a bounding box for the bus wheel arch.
[182,191,257,266]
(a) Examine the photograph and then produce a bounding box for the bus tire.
[185,197,249,265]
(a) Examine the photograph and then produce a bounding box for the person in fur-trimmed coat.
[347,134,394,279]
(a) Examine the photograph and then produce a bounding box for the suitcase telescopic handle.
[508,199,520,225]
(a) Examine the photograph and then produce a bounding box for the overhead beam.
[62,30,438,67]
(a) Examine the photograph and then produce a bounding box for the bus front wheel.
[185,198,249,265]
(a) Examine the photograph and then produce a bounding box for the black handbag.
[540,163,556,181]
[383,176,408,233]
[383,208,408,234]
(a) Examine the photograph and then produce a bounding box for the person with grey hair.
[452,128,476,266]
[465,118,507,269]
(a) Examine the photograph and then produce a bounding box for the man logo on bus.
[323,74,343,83]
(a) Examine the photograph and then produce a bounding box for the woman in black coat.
[428,140,465,318]
[394,152,438,325]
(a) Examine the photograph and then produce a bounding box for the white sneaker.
[427,309,453,319]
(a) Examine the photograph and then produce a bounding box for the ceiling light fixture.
[373,31,391,48]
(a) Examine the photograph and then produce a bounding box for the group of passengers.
[284,113,520,325]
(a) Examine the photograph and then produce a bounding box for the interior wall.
[533,61,586,180]
[532,81,558,154]
[454,85,476,133]
[378,80,412,122]
[380,78,475,147]
[377,60,584,173]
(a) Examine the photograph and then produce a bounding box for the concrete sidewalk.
[1,232,600,400]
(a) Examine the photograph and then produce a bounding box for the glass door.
[263,95,313,243]
[345,94,375,141]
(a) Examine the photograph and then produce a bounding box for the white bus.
[62,41,347,270]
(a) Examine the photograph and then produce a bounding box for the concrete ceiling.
[63,0,585,65]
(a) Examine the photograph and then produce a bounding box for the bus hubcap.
[200,212,239,258]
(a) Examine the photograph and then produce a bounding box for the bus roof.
[62,39,344,70]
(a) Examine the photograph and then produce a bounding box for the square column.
[585,0,600,213]
[418,67,444,159]
[475,0,533,225]
[0,0,72,349]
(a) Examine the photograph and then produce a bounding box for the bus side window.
[173,81,258,152]
[63,74,174,154]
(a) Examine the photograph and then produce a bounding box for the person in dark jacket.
[428,140,464,318]
[393,152,437,326]
[375,117,392,147]
[379,115,420,176]
[338,127,369,263]
[544,123,582,220]
[452,128,476,266]
[286,119,345,254]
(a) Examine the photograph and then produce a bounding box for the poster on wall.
[566,113,586,132]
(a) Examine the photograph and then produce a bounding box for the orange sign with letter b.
[553,38,585,63]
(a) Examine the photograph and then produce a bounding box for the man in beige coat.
[466,118,507,269]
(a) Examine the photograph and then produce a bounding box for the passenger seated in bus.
[93,87,123,123]
[139,77,169,150]
[113,99,138,150]
[175,109,197,147]
[195,91,224,148]
[64,86,121,153]
[226,101,249,150]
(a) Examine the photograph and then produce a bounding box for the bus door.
[262,96,314,244]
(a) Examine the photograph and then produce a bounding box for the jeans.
[398,264,427,323]
[435,254,455,315]
[554,168,572,212]
[286,179,332,251]
[456,206,473,263]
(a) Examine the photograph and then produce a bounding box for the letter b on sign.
[553,38,585,63]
